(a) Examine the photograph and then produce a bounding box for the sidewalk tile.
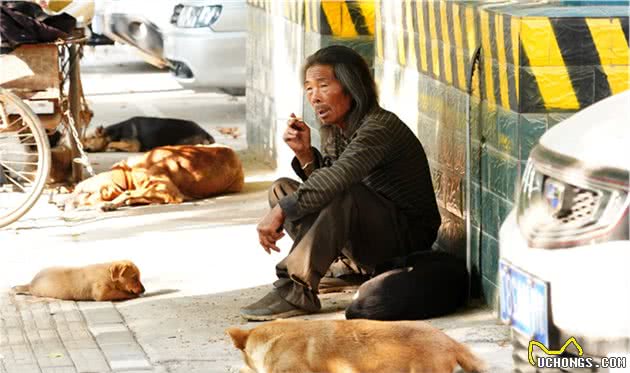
[80,307,123,326]
[41,367,77,373]
[109,359,152,371]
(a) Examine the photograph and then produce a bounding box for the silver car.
[164,0,247,93]
[499,90,630,372]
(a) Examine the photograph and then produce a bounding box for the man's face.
[304,64,352,127]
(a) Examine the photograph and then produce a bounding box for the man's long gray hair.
[301,45,378,129]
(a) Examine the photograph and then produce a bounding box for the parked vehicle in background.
[499,90,630,372]
[101,0,179,68]
[164,0,247,94]
[87,0,115,46]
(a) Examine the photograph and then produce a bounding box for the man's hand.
[283,113,313,165]
[257,205,286,254]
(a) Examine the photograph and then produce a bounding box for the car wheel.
[221,88,246,97]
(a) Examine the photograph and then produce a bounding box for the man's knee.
[319,186,357,217]
[268,178,300,208]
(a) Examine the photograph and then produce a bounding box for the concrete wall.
[246,0,630,308]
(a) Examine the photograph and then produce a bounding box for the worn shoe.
[240,290,310,321]
[327,255,366,278]
[319,256,371,294]
[318,273,371,294]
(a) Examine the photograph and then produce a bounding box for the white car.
[164,0,247,93]
[499,90,630,371]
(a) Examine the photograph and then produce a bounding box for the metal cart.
[0,28,93,227]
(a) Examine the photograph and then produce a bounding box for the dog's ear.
[226,327,250,351]
[110,263,128,281]
[95,126,104,136]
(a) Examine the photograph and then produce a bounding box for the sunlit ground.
[0,44,512,373]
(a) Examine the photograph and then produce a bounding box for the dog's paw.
[100,202,118,212]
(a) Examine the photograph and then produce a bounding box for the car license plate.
[500,259,549,346]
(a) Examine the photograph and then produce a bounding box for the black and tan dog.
[83,116,215,152]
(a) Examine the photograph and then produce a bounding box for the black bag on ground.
[345,250,468,320]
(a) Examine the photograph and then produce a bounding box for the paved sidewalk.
[0,47,513,371]
[1,288,512,373]
[2,288,513,373]
[0,147,514,373]
[0,293,154,373]
[0,161,513,373]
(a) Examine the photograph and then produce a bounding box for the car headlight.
[517,146,629,249]
[171,4,222,28]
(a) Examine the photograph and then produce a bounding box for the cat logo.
[529,337,584,367]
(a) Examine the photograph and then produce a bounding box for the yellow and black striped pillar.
[304,0,375,38]
[377,1,629,113]
[517,15,629,112]
[377,1,479,92]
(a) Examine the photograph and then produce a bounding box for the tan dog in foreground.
[12,260,145,301]
[64,144,244,211]
[226,319,487,373]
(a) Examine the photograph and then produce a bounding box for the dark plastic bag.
[0,1,76,52]
[346,250,468,320]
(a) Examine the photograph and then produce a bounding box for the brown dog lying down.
[64,144,244,211]
[227,319,487,373]
[12,260,145,301]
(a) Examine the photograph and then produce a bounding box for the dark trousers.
[268,178,433,311]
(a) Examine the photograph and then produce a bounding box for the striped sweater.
[279,106,441,234]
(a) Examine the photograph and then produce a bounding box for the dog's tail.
[11,284,31,295]
[456,343,487,373]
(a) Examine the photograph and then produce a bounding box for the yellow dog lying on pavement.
[12,260,145,301]
[227,319,487,373]
[64,144,244,211]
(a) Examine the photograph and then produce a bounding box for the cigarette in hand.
[283,115,317,132]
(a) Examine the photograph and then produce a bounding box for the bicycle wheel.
[0,88,51,228]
